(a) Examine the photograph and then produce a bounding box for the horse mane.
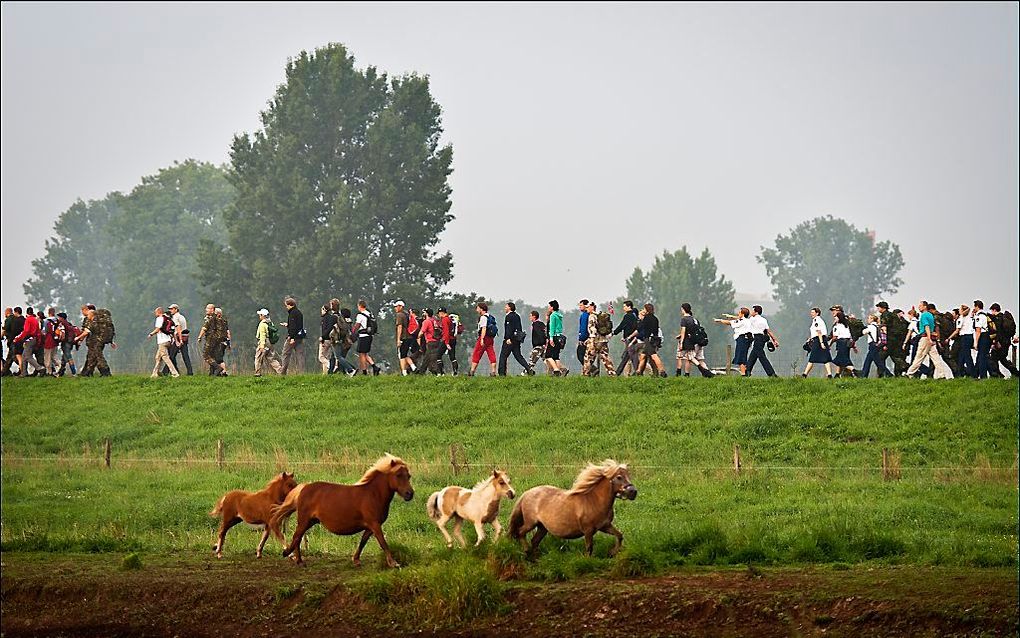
[355,453,407,485]
[567,460,625,494]
[471,470,506,492]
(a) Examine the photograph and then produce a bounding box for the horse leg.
[527,525,547,557]
[214,516,241,559]
[491,518,503,542]
[283,514,314,565]
[452,517,467,548]
[600,523,624,556]
[473,520,487,546]
[255,527,270,558]
[352,530,372,567]
[435,514,454,548]
[367,522,400,569]
[583,530,595,556]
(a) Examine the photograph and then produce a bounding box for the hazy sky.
[2,2,1017,314]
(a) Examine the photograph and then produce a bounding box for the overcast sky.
[2,2,1017,314]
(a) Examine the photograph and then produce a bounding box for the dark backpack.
[997,311,1016,342]
[366,313,378,336]
[95,308,115,344]
[595,312,612,336]
[266,322,281,345]
[847,316,865,343]
[688,319,709,347]
[160,315,175,336]
[485,314,498,337]
[329,317,350,345]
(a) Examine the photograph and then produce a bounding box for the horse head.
[491,469,516,500]
[609,465,637,501]
[387,459,415,502]
[270,471,298,499]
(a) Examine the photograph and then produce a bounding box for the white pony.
[426,470,516,547]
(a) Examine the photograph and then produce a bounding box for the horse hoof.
[352,559,362,568]
[255,553,262,559]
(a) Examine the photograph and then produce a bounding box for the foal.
[427,470,516,548]
[210,471,297,558]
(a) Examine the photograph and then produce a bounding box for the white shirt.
[172,313,187,332]
[864,324,879,344]
[356,311,371,336]
[809,316,826,337]
[907,318,918,336]
[730,317,748,340]
[155,317,172,345]
[747,315,770,335]
[957,315,975,336]
[833,322,851,339]
[973,312,988,332]
[477,313,489,335]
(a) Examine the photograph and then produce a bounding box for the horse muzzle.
[622,486,637,500]
[402,489,415,502]
[507,490,516,500]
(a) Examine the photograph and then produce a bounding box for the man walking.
[318,303,339,375]
[147,307,180,378]
[352,300,381,375]
[613,301,640,376]
[583,303,616,376]
[439,307,460,376]
[745,305,779,377]
[904,301,951,378]
[394,301,417,376]
[417,308,445,374]
[55,312,78,376]
[197,304,221,375]
[677,303,714,377]
[576,299,591,369]
[972,300,992,379]
[254,308,284,376]
[74,304,113,377]
[164,304,193,375]
[3,307,25,375]
[12,306,43,376]
[280,297,305,375]
[498,302,534,376]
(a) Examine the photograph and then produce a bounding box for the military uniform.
[202,314,226,374]
[878,310,908,375]
[583,313,616,377]
[80,316,111,376]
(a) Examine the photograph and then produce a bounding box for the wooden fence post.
[725,345,732,375]
[217,438,224,470]
[733,445,742,475]
[104,438,111,469]
[450,443,467,475]
[882,448,889,481]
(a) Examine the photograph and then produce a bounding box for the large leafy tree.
[24,160,233,356]
[626,247,736,357]
[758,215,904,336]
[199,43,454,319]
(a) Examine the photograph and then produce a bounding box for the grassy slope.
[1,376,1017,573]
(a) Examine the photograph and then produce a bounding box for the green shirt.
[548,311,564,338]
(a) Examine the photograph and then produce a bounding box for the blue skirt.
[808,336,832,364]
[832,338,854,367]
[732,335,750,365]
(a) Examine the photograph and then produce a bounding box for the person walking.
[860,314,891,378]
[55,312,78,376]
[417,308,444,374]
[830,310,860,377]
[676,303,714,377]
[394,301,418,376]
[745,305,779,377]
[576,299,591,369]
[439,307,460,376]
[41,307,60,375]
[613,301,640,375]
[632,303,666,377]
[468,302,498,377]
[497,303,534,376]
[544,300,568,376]
[280,297,305,375]
[147,307,180,378]
[3,307,26,375]
[947,304,976,378]
[581,303,616,377]
[801,308,834,378]
[74,304,112,377]
[164,304,193,375]
[971,300,992,379]
[714,307,751,376]
[352,300,381,375]
[527,311,548,370]
[197,304,222,376]
[317,303,339,375]
[12,306,43,377]
[986,304,1017,377]
[904,301,951,378]
[254,308,283,376]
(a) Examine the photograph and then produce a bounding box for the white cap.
[257,308,270,316]
[394,300,405,307]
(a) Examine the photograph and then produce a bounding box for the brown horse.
[210,471,297,558]
[269,454,414,568]
[509,460,637,556]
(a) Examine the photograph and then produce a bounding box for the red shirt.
[440,315,453,346]
[15,314,41,343]
[422,317,440,343]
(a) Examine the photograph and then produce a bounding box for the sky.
[2,2,1017,314]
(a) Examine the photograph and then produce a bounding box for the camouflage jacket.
[203,315,226,342]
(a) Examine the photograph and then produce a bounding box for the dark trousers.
[1,340,15,374]
[861,343,890,378]
[444,340,459,374]
[576,342,586,366]
[499,339,532,375]
[420,340,445,374]
[956,335,975,377]
[974,334,992,378]
[616,340,640,375]
[989,344,1018,376]
[165,340,194,375]
[745,335,776,377]
[329,346,356,374]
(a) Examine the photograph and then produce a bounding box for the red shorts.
[471,336,496,364]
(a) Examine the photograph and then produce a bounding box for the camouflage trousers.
[529,345,546,366]
[81,343,110,376]
[582,340,616,376]
[203,341,225,373]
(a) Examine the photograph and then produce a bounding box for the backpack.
[997,311,1016,342]
[266,322,281,345]
[980,312,997,339]
[366,313,378,336]
[451,314,465,336]
[160,315,175,336]
[688,319,709,347]
[595,312,612,336]
[95,308,115,344]
[407,313,420,337]
[485,314,498,337]
[847,316,865,343]
[329,316,349,345]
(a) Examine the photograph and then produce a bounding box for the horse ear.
[390,459,398,467]
[492,469,499,477]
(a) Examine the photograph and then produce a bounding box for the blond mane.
[471,470,507,492]
[355,453,407,485]
[567,460,626,494]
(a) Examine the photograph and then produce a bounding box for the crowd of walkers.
[2,295,1016,379]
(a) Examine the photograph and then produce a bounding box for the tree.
[199,43,455,320]
[24,160,233,360]
[626,247,736,360]
[757,215,904,336]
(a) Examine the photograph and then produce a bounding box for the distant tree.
[198,42,454,318]
[626,247,736,356]
[757,215,904,333]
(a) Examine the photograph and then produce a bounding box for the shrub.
[610,546,661,579]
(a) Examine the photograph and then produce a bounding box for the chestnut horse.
[210,471,297,558]
[269,454,414,568]
[509,460,637,556]
[426,469,516,548]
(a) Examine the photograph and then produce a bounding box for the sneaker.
[527,368,536,376]
[519,370,529,377]
[372,365,381,376]
[561,368,570,377]
[346,369,357,378]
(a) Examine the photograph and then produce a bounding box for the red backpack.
[160,315,176,336]
[407,312,420,336]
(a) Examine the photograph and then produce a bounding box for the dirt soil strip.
[1,555,1016,638]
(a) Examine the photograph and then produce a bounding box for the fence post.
[104,438,111,469]
[733,444,742,475]
[450,443,467,475]
[217,438,224,470]
[725,345,732,375]
[881,448,889,481]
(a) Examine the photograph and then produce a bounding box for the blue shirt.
[578,311,590,340]
[918,311,935,337]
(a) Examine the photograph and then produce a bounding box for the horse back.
[300,481,388,532]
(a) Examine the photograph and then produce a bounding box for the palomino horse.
[210,471,297,558]
[269,454,414,568]
[426,469,516,548]
[509,460,637,556]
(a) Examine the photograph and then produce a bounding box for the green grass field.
[2,376,1017,581]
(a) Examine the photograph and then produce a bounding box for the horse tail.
[426,490,443,521]
[209,495,225,518]
[269,484,304,537]
[508,498,526,540]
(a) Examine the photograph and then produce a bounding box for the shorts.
[399,337,418,358]
[357,335,373,354]
[641,337,661,356]
[679,346,705,363]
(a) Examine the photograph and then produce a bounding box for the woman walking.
[830,310,859,377]
[544,300,567,376]
[860,314,890,378]
[632,303,666,377]
[713,307,751,376]
[801,307,833,378]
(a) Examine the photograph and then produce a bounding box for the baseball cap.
[169,303,180,310]
[257,308,270,316]
[437,306,447,314]
[394,300,405,307]
[875,301,889,309]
